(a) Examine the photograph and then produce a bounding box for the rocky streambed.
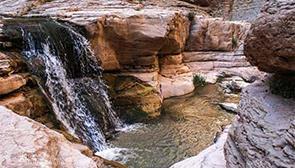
[98,85,236,168]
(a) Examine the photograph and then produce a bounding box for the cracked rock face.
[224,79,295,168]
[244,0,295,74]
[0,106,105,168]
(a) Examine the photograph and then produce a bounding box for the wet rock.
[185,16,250,51]
[0,106,105,168]
[244,0,295,74]
[104,74,162,123]
[219,76,250,94]
[0,89,49,118]
[0,51,24,76]
[0,73,30,95]
[170,126,230,168]
[219,103,238,113]
[224,80,295,168]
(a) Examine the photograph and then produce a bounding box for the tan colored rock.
[0,106,106,168]
[160,74,195,98]
[244,0,295,74]
[120,71,160,92]
[88,12,189,71]
[104,74,162,123]
[0,89,48,118]
[0,73,29,95]
[185,16,250,51]
[160,54,190,78]
[0,51,24,76]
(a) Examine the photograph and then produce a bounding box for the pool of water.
[100,85,236,168]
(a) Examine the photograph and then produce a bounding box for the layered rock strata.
[244,0,295,74]
[225,1,295,167]
[0,50,49,121]
[1,0,259,120]
[225,79,295,168]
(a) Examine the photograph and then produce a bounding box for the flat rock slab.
[0,106,105,168]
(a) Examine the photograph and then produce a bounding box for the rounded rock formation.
[244,0,295,74]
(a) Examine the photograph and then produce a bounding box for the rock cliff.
[225,0,295,167]
[244,0,295,74]
[0,0,261,122]
[225,79,295,168]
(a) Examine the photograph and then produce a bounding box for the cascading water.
[3,18,122,152]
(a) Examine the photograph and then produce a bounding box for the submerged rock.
[224,79,295,168]
[0,106,105,168]
[170,126,230,168]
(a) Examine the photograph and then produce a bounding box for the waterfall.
[4,18,122,152]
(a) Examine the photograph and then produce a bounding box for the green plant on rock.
[193,74,206,87]
[232,35,238,49]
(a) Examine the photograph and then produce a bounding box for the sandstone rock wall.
[1,0,260,121]
[225,1,295,167]
[0,18,53,127]
[225,80,295,168]
[230,0,265,22]
[244,0,295,74]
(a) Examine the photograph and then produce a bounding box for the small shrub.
[193,74,206,87]
[232,35,238,49]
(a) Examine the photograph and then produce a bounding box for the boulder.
[185,16,250,51]
[224,79,295,168]
[0,106,105,168]
[244,0,295,74]
[104,74,162,123]
[0,73,29,95]
[160,74,195,98]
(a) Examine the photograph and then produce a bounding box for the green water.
[108,85,236,168]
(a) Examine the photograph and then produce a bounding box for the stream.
[98,84,236,168]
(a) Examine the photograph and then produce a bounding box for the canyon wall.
[0,0,260,122]
[225,0,295,167]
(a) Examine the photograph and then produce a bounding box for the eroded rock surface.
[0,106,106,168]
[225,80,295,168]
[244,0,295,74]
[230,0,265,21]
[104,74,162,123]
[186,16,250,52]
